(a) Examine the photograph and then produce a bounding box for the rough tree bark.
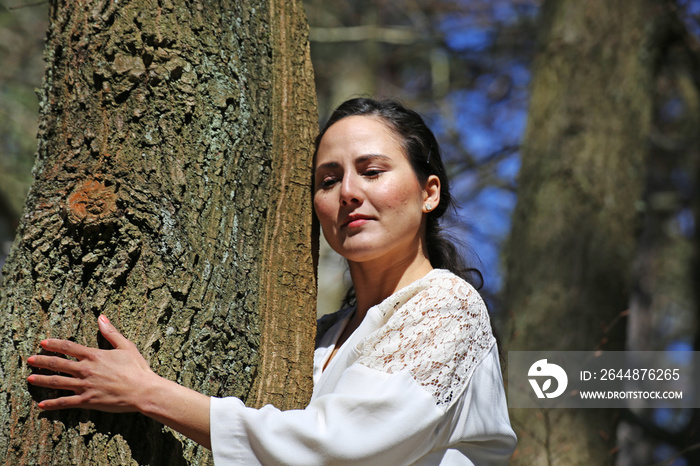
[502,0,674,464]
[0,0,317,464]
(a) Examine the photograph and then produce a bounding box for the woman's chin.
[333,244,378,263]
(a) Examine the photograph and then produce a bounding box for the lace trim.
[355,271,494,411]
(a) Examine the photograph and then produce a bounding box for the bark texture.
[0,0,317,464]
[503,0,673,464]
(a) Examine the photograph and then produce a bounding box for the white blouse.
[210,269,516,465]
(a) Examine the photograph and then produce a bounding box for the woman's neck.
[321,249,433,372]
[348,251,434,319]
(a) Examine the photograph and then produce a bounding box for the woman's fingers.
[40,339,90,360]
[26,315,153,413]
[27,355,81,376]
[37,394,86,410]
[27,373,85,393]
[97,314,131,350]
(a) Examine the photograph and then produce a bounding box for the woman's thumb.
[98,315,128,348]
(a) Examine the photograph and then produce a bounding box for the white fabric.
[210,269,516,465]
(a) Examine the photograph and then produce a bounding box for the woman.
[27,98,516,464]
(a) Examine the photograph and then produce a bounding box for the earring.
[425,203,432,211]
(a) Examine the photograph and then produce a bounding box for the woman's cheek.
[313,199,334,229]
[312,196,325,218]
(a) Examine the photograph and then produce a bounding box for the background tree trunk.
[616,20,700,466]
[0,0,317,464]
[503,0,673,464]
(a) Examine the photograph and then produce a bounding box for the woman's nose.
[340,173,362,205]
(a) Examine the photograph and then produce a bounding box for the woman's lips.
[346,218,369,228]
[343,214,372,228]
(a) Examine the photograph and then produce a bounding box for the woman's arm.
[26,315,212,449]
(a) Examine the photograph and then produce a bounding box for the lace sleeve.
[354,275,495,411]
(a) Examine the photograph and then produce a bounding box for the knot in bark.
[66,180,118,228]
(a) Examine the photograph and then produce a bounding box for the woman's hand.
[26,314,212,448]
[26,314,156,413]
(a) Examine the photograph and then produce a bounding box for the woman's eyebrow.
[356,154,390,163]
[315,154,390,173]
[315,161,339,172]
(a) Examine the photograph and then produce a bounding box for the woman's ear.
[422,175,441,213]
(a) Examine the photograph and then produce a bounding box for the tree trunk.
[0,0,317,464]
[502,0,672,464]
[616,27,700,466]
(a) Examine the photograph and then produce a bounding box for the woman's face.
[313,115,437,266]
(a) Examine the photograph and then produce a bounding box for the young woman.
[27,98,516,464]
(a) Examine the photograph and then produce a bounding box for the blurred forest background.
[1,0,700,464]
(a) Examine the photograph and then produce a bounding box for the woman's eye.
[320,177,338,188]
[363,169,382,178]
